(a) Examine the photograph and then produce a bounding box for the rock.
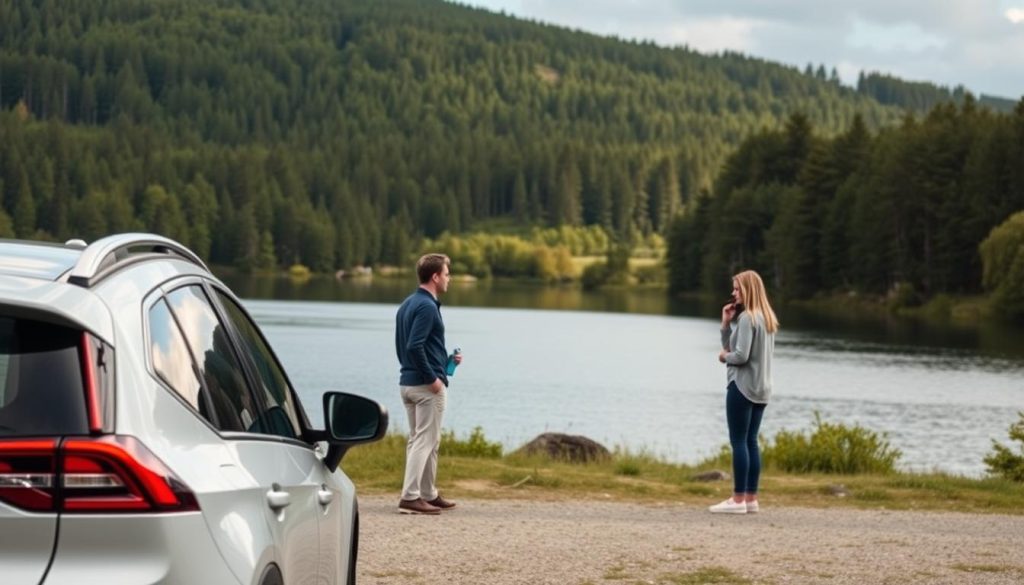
[690,470,731,482]
[517,433,611,463]
[827,484,850,497]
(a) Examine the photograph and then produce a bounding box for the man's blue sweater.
[395,287,449,387]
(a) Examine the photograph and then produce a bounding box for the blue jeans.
[726,381,766,494]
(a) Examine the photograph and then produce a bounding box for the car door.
[208,285,335,585]
[163,284,321,585]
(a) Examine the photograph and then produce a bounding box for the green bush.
[530,225,611,256]
[483,235,537,277]
[984,412,1024,482]
[694,445,732,470]
[614,459,642,476]
[886,281,920,311]
[533,244,576,282]
[439,426,503,458]
[764,413,902,474]
[424,232,580,280]
[979,211,1024,321]
[632,263,666,284]
[580,260,609,290]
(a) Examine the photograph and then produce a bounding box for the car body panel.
[0,275,114,343]
[0,503,57,585]
[318,468,356,584]
[46,513,243,585]
[0,240,79,280]
[235,440,325,585]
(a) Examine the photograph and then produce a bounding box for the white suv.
[0,233,387,585]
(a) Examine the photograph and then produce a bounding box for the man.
[395,253,463,515]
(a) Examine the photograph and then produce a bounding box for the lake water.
[221,275,1024,477]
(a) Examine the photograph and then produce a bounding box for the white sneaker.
[746,500,759,513]
[708,498,747,514]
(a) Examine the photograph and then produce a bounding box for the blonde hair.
[734,270,779,334]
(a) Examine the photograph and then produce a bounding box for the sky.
[457,0,1024,100]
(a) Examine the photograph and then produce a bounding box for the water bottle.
[446,347,461,376]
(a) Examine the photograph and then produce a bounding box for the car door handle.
[266,487,291,511]
[317,486,334,506]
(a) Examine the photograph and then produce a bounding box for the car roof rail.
[66,233,209,288]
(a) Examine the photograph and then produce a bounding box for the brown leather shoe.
[426,495,456,510]
[398,498,441,515]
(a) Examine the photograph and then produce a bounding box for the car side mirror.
[322,392,388,471]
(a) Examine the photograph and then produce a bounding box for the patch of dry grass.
[341,432,1024,515]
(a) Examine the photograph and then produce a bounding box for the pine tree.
[13,168,36,238]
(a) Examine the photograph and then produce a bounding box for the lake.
[221,274,1024,477]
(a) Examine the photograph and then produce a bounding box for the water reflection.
[219,272,1024,362]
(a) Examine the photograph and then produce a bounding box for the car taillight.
[62,436,198,513]
[0,436,198,514]
[0,439,58,512]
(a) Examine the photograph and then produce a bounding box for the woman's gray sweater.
[721,312,775,404]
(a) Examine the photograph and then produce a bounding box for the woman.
[710,270,778,515]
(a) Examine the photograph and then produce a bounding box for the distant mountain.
[0,0,1006,271]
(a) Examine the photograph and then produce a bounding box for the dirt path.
[357,495,1024,585]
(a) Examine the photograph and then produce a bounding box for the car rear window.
[0,317,89,437]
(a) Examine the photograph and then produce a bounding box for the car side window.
[212,289,302,440]
[148,299,210,422]
[165,286,259,433]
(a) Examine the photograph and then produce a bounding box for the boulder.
[690,469,730,482]
[518,433,611,463]
[827,484,850,497]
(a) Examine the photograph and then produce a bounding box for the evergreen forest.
[667,103,1024,310]
[0,0,1021,306]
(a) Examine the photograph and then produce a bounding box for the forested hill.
[0,0,978,271]
[856,72,1017,114]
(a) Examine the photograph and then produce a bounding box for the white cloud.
[458,0,1024,98]
[665,16,761,53]
[847,18,947,53]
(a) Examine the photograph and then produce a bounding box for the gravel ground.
[357,495,1024,585]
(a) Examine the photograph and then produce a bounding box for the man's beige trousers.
[400,384,447,501]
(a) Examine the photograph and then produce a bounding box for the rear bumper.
[43,512,243,585]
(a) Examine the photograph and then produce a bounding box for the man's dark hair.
[417,253,450,284]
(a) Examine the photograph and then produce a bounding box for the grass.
[594,561,755,585]
[658,568,754,585]
[341,431,1024,514]
[950,563,1024,575]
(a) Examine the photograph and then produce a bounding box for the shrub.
[633,263,666,284]
[580,260,609,290]
[288,263,311,279]
[979,211,1024,321]
[614,460,642,476]
[764,413,902,474]
[886,281,920,311]
[984,412,1024,482]
[530,225,610,256]
[483,235,536,276]
[439,426,503,458]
